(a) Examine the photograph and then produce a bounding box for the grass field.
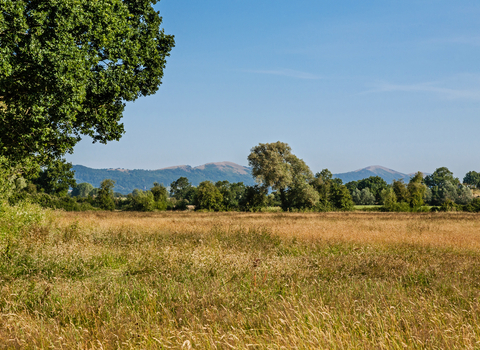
[1,209,480,349]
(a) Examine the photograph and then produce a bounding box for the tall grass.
[1,210,480,349]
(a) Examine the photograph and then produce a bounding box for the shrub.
[0,201,52,255]
[439,198,458,212]
[463,198,480,212]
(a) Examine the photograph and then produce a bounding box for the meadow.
[1,208,480,349]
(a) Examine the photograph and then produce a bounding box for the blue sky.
[67,0,480,178]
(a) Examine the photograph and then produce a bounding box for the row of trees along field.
[346,167,480,212]
[6,142,480,213]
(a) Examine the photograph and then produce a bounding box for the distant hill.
[333,165,421,184]
[73,163,428,194]
[72,162,256,194]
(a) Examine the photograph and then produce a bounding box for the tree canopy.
[0,0,174,164]
[248,141,298,191]
[32,159,76,196]
[195,181,223,211]
[169,177,195,202]
[71,182,94,198]
[248,141,318,209]
[464,171,480,188]
[424,167,459,188]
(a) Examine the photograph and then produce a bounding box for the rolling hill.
[72,163,427,194]
[72,162,256,194]
[333,165,417,183]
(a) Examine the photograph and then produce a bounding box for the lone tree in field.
[248,141,319,210]
[0,0,174,164]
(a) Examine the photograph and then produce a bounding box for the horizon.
[73,162,438,178]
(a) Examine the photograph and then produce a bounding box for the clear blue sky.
[66,0,480,178]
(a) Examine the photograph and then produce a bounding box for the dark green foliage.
[330,184,354,211]
[195,181,223,211]
[28,193,95,211]
[317,169,333,182]
[407,172,427,209]
[215,181,246,211]
[439,198,458,212]
[240,185,268,211]
[284,181,320,210]
[312,170,334,209]
[96,179,115,211]
[126,189,155,212]
[346,176,387,204]
[463,171,480,188]
[32,159,76,196]
[266,191,282,207]
[429,182,463,206]
[424,167,460,188]
[381,187,398,211]
[463,198,480,212]
[356,176,388,203]
[345,180,358,194]
[0,0,174,163]
[312,170,352,210]
[424,167,460,206]
[392,179,409,203]
[169,177,197,203]
[331,178,343,186]
[150,182,168,210]
[248,142,318,210]
[151,182,167,202]
[379,173,428,212]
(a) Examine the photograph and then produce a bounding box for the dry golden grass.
[1,210,480,349]
[61,211,480,250]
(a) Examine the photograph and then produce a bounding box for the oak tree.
[0,0,174,164]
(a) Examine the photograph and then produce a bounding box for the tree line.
[5,141,480,213]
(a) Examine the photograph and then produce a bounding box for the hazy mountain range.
[333,165,420,184]
[72,162,255,194]
[72,162,423,194]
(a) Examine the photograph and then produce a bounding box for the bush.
[260,206,283,213]
[315,201,334,212]
[0,201,52,255]
[439,198,459,212]
[462,198,480,212]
